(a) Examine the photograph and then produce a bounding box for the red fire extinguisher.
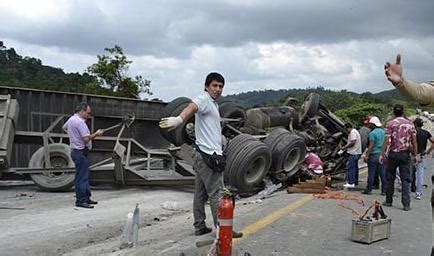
[218,190,234,256]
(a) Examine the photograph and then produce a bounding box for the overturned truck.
[0,86,353,195]
[0,86,196,191]
[159,93,354,195]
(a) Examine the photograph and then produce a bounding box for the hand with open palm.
[385,54,403,86]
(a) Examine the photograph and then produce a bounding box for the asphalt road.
[1,117,432,256]
[1,160,432,256]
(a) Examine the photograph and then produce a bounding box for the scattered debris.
[255,181,282,199]
[287,176,327,194]
[13,192,35,200]
[314,191,365,206]
[0,206,25,210]
[161,200,180,211]
[242,198,263,205]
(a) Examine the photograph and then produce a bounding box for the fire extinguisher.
[218,188,234,256]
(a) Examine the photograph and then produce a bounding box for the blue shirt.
[369,127,385,154]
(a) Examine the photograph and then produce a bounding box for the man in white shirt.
[159,72,242,238]
[341,123,362,188]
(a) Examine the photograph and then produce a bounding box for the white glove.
[159,116,183,130]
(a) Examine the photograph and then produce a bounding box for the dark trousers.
[193,152,223,230]
[366,153,387,192]
[385,151,411,207]
[71,150,91,204]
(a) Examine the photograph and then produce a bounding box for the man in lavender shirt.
[63,103,103,209]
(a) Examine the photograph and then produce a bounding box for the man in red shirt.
[379,104,417,211]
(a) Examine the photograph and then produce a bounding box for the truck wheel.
[225,134,271,193]
[159,97,195,146]
[29,143,75,192]
[219,101,246,124]
[299,93,320,123]
[223,134,257,181]
[264,128,306,179]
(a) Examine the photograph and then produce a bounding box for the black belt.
[72,148,89,156]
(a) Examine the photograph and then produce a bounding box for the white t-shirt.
[347,128,362,155]
[192,92,223,155]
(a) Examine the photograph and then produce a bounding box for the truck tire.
[219,101,246,138]
[219,101,246,124]
[246,106,294,130]
[223,134,257,181]
[29,143,75,192]
[159,97,195,146]
[264,128,306,179]
[299,93,320,123]
[224,134,271,193]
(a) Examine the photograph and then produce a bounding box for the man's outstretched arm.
[385,54,434,105]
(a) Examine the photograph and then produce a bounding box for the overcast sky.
[1,0,433,101]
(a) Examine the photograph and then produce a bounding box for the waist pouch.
[196,147,226,173]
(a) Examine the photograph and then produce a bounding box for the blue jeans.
[346,154,360,185]
[366,153,387,192]
[71,150,91,204]
[415,157,425,194]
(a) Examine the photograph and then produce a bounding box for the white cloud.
[1,1,433,102]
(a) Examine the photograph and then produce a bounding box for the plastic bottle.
[161,201,179,211]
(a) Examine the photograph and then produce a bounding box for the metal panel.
[0,86,170,168]
[0,95,18,168]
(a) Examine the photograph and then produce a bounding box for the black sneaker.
[87,199,98,205]
[75,202,94,209]
[382,201,392,207]
[403,206,411,211]
[195,226,212,236]
[381,191,386,196]
[232,231,243,238]
[361,190,372,195]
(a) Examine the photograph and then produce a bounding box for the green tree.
[87,45,152,98]
[321,90,358,112]
[335,102,388,128]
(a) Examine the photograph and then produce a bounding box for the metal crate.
[351,218,391,244]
